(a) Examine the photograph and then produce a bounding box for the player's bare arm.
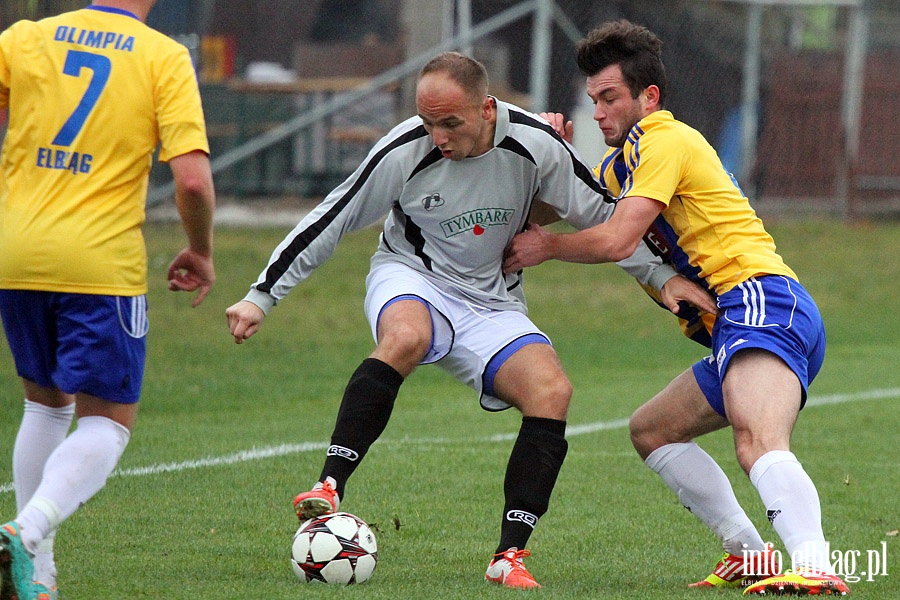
[167,150,216,306]
[503,195,663,272]
[226,300,266,344]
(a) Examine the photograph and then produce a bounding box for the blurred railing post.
[739,3,762,190]
[529,0,552,112]
[840,1,869,218]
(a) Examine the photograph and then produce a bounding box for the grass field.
[1,217,898,599]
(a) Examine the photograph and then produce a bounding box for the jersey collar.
[491,96,509,147]
[86,5,141,21]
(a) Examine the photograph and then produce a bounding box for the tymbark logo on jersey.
[440,208,516,237]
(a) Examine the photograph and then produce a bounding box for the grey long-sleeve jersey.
[244,99,675,314]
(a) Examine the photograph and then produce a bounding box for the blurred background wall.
[3,0,898,218]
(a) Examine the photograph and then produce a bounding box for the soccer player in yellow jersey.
[504,20,849,597]
[0,2,215,598]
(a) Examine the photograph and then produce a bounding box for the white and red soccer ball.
[290,512,378,584]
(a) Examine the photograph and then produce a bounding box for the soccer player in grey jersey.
[226,51,715,588]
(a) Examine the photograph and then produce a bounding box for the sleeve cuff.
[647,264,678,291]
[243,288,277,315]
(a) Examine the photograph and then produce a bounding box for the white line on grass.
[804,387,900,406]
[1,387,897,495]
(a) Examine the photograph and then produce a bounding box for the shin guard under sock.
[319,358,404,497]
[496,416,567,554]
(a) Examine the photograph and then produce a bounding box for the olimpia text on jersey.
[54,26,136,51]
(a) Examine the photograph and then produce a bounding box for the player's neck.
[91,0,154,22]
[472,102,498,157]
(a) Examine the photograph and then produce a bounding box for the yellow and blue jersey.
[595,110,797,346]
[0,6,209,295]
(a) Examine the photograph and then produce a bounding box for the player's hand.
[225,300,265,344]
[539,112,574,144]
[167,248,215,307]
[660,275,719,316]
[503,223,554,274]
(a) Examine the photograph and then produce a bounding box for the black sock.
[319,358,404,498]
[496,416,568,554]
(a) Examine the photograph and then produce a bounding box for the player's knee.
[628,408,661,459]
[628,404,646,434]
[628,410,649,450]
[534,373,572,417]
[377,320,431,362]
[629,402,700,460]
[546,370,572,401]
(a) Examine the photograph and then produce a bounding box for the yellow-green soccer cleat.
[485,548,541,589]
[743,569,850,596]
[0,521,36,600]
[689,545,778,588]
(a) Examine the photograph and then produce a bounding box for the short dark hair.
[575,20,667,106]
[419,51,489,103]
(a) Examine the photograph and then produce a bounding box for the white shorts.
[364,262,550,411]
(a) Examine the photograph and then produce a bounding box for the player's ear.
[642,85,661,110]
[481,96,494,119]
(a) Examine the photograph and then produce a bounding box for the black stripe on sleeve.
[496,136,535,165]
[408,146,444,181]
[507,109,608,199]
[256,126,429,294]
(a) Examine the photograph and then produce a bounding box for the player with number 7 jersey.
[0,3,209,295]
[0,3,214,599]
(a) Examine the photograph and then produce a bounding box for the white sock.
[13,400,74,587]
[32,535,58,587]
[646,442,765,554]
[750,450,832,574]
[13,400,75,508]
[17,416,130,554]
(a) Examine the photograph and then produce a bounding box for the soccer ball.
[290,512,378,584]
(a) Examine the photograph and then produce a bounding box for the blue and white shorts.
[364,262,550,411]
[692,275,826,418]
[0,290,148,404]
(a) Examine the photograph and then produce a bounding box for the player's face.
[586,64,653,148]
[416,73,492,160]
